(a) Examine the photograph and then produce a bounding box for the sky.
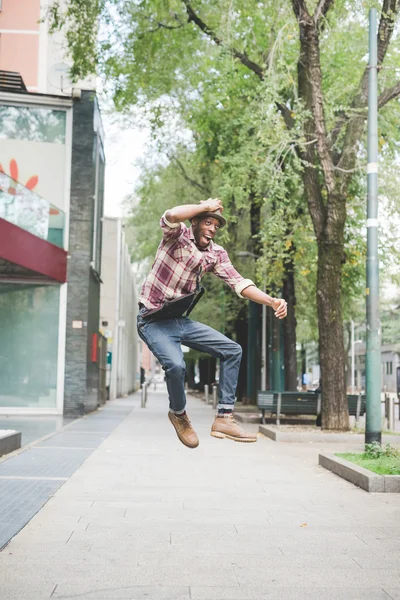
[102,116,150,218]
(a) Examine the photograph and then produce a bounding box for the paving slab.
[1,386,400,599]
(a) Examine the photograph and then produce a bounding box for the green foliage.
[364,441,399,459]
[52,0,400,347]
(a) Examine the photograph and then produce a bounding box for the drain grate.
[0,401,134,550]
[0,447,93,478]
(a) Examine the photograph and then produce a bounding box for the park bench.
[258,390,365,425]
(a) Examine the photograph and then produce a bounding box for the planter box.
[0,430,21,457]
[319,452,400,493]
[259,425,366,444]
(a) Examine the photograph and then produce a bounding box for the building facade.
[0,0,95,95]
[0,86,105,416]
[0,90,71,413]
[0,0,107,415]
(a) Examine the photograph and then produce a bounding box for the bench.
[258,391,365,425]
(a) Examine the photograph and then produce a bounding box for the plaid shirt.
[139,214,254,312]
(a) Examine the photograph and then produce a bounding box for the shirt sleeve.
[160,213,187,240]
[212,249,255,298]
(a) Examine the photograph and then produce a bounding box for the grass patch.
[337,443,400,475]
[337,453,400,475]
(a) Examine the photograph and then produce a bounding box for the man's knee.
[166,360,186,379]
[227,342,242,361]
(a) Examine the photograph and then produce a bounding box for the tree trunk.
[185,358,196,389]
[317,238,349,430]
[199,357,216,388]
[282,257,297,390]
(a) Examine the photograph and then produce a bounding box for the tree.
[49,0,400,429]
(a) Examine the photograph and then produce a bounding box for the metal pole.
[261,303,267,390]
[271,313,281,392]
[204,384,209,403]
[351,320,355,394]
[365,8,382,445]
[141,382,147,408]
[388,395,394,431]
[212,384,218,409]
[246,301,258,402]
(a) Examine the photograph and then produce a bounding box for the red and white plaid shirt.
[139,214,254,312]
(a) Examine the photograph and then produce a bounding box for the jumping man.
[137,199,287,448]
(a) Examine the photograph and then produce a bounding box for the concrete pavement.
[1,387,400,600]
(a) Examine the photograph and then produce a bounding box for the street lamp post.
[351,319,363,394]
[365,8,382,445]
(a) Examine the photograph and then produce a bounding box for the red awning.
[0,218,67,283]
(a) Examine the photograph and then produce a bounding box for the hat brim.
[190,211,226,228]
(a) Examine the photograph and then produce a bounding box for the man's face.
[192,216,221,249]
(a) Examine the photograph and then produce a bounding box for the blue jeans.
[137,313,242,412]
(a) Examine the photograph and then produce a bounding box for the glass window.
[0,105,66,144]
[0,283,60,408]
[0,170,66,248]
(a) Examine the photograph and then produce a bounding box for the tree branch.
[378,80,400,107]
[313,0,335,25]
[377,0,399,65]
[142,22,185,35]
[169,155,209,194]
[182,0,265,80]
[332,0,399,155]
[292,0,335,195]
[143,14,186,32]
[291,0,311,22]
[275,102,295,129]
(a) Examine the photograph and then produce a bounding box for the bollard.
[141,382,147,408]
[212,384,218,409]
[388,395,395,431]
[204,384,209,404]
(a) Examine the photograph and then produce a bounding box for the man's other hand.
[200,198,224,213]
[272,298,287,319]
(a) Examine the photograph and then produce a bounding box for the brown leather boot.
[211,414,257,443]
[168,411,199,449]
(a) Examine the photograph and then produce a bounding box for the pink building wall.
[0,0,40,88]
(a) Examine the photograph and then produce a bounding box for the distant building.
[100,218,139,400]
[0,0,95,95]
[354,344,400,394]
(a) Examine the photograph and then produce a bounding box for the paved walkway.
[1,387,400,600]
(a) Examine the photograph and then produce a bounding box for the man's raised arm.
[165,198,223,223]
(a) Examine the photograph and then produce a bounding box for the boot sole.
[210,431,257,443]
[168,412,199,449]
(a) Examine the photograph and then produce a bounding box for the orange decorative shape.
[25,175,39,190]
[9,159,18,182]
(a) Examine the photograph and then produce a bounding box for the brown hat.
[190,209,226,228]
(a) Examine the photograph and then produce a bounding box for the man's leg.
[137,316,199,448]
[137,316,186,412]
[180,318,242,413]
[180,318,257,443]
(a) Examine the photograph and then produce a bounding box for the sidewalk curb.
[259,425,400,445]
[0,430,21,457]
[319,452,400,492]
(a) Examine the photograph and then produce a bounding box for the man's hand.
[271,298,287,319]
[200,198,224,213]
